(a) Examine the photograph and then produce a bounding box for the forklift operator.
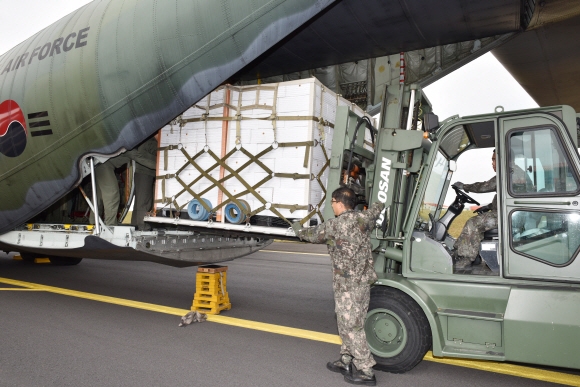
[451,150,497,270]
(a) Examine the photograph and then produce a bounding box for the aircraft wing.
[492,2,580,110]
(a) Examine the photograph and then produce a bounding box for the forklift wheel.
[365,286,431,373]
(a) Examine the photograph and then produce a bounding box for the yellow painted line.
[0,277,340,345]
[207,315,340,344]
[260,249,328,256]
[0,276,578,386]
[0,288,44,291]
[425,352,580,386]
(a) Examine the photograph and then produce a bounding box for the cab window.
[508,127,579,195]
[418,151,449,224]
[511,210,580,266]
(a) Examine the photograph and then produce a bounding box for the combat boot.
[326,354,352,375]
[344,364,376,386]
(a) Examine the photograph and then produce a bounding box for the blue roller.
[187,198,212,221]
[224,200,249,224]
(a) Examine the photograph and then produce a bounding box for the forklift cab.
[408,105,580,279]
[410,120,496,275]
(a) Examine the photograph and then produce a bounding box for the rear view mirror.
[423,112,439,133]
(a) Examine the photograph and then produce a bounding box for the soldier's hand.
[291,221,303,235]
[452,182,464,190]
[474,204,491,215]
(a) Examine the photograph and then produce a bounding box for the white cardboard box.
[155,77,373,224]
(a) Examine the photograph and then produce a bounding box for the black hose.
[345,116,377,183]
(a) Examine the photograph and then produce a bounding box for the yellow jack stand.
[192,265,231,315]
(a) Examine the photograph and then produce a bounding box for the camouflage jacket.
[464,176,497,211]
[106,137,158,176]
[296,202,384,286]
[128,137,158,176]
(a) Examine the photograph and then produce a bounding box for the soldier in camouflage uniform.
[453,150,497,270]
[293,187,384,386]
[90,136,158,226]
[130,136,158,230]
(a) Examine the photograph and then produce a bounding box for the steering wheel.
[451,185,480,205]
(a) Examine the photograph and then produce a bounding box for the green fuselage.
[0,0,334,234]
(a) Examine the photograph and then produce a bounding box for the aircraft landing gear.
[20,252,83,265]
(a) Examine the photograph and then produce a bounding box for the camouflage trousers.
[455,211,498,260]
[334,279,376,371]
[89,161,120,226]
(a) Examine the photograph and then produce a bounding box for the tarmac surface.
[0,242,575,387]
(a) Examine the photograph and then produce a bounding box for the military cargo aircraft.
[1,0,579,266]
[4,0,580,374]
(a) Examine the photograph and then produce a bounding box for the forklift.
[327,83,580,372]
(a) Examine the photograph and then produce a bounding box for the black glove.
[474,204,491,215]
[291,221,302,235]
[452,182,464,190]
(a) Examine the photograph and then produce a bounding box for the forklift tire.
[48,256,83,266]
[365,286,432,373]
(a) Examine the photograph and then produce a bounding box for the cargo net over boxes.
[155,78,374,228]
